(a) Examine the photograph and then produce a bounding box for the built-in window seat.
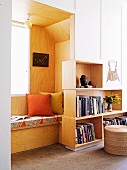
[11,93,63,154]
[11,115,62,154]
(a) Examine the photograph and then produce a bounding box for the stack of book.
[75,123,95,144]
[76,95,105,117]
[103,115,127,127]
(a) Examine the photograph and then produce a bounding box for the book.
[81,97,85,116]
[80,96,91,116]
[103,118,114,126]
[96,96,101,114]
[76,127,82,144]
[76,96,82,117]
[115,116,127,125]
[89,96,94,115]
[102,100,105,113]
[79,97,82,117]
[86,97,91,115]
[92,97,98,115]
[76,96,80,117]
[75,128,78,144]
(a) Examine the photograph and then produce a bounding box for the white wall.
[34,0,76,13]
[75,0,100,61]
[0,0,11,169]
[101,0,122,88]
[121,4,127,111]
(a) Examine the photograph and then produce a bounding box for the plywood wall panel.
[12,0,72,27]
[45,18,70,43]
[76,64,90,87]
[55,40,70,92]
[11,96,27,116]
[30,25,55,93]
[104,90,122,110]
[11,124,59,153]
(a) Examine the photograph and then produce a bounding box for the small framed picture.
[33,52,49,67]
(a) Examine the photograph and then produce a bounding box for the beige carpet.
[11,142,127,170]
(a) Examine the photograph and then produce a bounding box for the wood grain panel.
[11,96,27,116]
[76,63,103,88]
[90,64,103,88]
[77,90,105,98]
[64,90,76,118]
[11,124,59,153]
[103,112,125,119]
[62,60,76,89]
[55,40,70,92]
[12,0,73,27]
[104,90,122,110]
[70,15,75,60]
[62,117,76,148]
[30,25,55,93]
[45,18,70,43]
[76,64,90,87]
[90,117,103,139]
[59,122,62,144]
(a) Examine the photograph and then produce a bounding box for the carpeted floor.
[11,142,127,170]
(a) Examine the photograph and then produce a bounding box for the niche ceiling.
[12,0,72,26]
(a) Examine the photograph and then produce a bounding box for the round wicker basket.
[104,125,127,155]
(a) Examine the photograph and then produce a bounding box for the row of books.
[103,115,127,127]
[75,123,95,144]
[76,95,105,117]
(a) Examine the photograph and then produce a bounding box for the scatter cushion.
[39,92,63,114]
[26,94,53,116]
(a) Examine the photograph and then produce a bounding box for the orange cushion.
[26,94,54,116]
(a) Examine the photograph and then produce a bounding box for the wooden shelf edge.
[63,88,103,90]
[75,114,102,120]
[75,110,126,120]
[76,88,104,91]
[66,139,102,151]
[102,110,126,117]
[76,60,103,65]
[62,87,123,91]
[102,87,123,90]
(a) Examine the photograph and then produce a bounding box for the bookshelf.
[62,60,126,151]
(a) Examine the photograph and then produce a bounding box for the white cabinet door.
[35,0,76,13]
[75,0,100,61]
[101,0,122,88]
[121,4,127,110]
[0,0,11,169]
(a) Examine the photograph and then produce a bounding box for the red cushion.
[26,94,53,116]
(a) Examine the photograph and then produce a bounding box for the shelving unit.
[62,60,126,151]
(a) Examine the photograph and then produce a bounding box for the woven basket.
[104,125,127,155]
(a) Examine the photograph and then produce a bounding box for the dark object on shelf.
[107,103,112,112]
[88,81,96,88]
[33,52,49,67]
[88,81,92,86]
[80,75,88,88]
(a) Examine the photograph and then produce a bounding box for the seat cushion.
[11,115,62,130]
